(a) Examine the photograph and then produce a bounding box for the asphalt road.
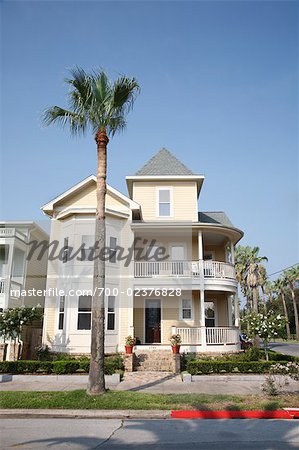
[269,342,299,357]
[0,418,299,449]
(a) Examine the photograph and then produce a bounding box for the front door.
[145,300,161,343]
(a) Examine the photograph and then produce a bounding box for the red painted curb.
[171,410,297,419]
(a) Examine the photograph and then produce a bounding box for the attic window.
[158,189,171,217]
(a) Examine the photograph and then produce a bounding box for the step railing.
[134,260,235,280]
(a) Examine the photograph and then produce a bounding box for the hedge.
[186,360,291,375]
[0,355,124,375]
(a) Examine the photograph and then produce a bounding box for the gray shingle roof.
[198,211,234,227]
[135,148,194,176]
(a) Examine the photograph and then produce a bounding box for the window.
[58,296,65,330]
[205,301,215,327]
[158,189,171,217]
[182,299,192,320]
[63,238,69,263]
[77,295,92,330]
[107,296,115,330]
[81,235,94,261]
[109,237,117,263]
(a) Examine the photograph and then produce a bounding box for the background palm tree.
[273,277,291,340]
[43,68,140,394]
[235,246,268,312]
[283,266,299,340]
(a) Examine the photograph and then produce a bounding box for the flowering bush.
[170,334,182,346]
[241,311,288,360]
[125,335,136,346]
[0,306,43,342]
[262,362,299,396]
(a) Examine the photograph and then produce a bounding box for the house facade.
[0,221,49,360]
[41,149,243,355]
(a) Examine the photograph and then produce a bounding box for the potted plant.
[170,334,181,354]
[125,335,136,354]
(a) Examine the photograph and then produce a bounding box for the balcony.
[134,260,236,280]
[0,228,27,242]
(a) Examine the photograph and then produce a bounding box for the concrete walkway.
[269,342,299,357]
[1,372,298,395]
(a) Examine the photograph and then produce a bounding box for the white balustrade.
[175,326,239,345]
[134,260,235,280]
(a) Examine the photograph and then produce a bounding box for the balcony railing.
[176,326,239,345]
[134,260,235,280]
[0,228,27,241]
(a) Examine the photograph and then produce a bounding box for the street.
[0,418,299,449]
[269,342,299,357]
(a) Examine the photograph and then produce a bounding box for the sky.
[1,0,298,278]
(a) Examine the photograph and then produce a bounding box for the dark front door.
[145,300,161,343]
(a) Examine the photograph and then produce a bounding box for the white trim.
[55,206,130,220]
[156,186,173,218]
[42,176,140,213]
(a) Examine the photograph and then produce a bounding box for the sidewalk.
[1,372,298,395]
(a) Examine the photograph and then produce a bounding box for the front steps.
[133,350,179,372]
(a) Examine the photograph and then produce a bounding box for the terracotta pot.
[125,345,133,355]
[171,345,180,354]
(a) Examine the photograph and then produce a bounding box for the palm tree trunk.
[87,127,109,395]
[252,287,258,312]
[290,283,299,341]
[281,291,291,340]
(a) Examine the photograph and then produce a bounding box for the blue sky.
[1,1,298,277]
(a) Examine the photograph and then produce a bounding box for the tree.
[235,246,268,312]
[241,311,287,360]
[283,266,299,340]
[43,68,140,394]
[0,306,43,360]
[273,277,291,340]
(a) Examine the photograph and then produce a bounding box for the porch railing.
[134,260,235,280]
[176,326,239,345]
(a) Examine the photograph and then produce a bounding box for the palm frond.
[42,106,87,135]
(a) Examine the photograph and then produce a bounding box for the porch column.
[200,289,206,349]
[230,242,235,264]
[198,231,203,260]
[234,294,240,327]
[227,295,233,327]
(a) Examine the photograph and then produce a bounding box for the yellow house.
[41,148,243,357]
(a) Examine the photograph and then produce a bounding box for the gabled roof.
[198,211,234,228]
[135,148,194,176]
[41,175,140,215]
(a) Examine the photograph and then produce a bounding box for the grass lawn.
[0,390,298,411]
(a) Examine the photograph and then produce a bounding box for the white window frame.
[180,298,193,321]
[156,187,173,218]
[106,295,116,332]
[204,300,218,327]
[77,295,92,331]
[108,237,117,264]
[57,296,65,331]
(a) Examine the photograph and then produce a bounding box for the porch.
[132,290,240,353]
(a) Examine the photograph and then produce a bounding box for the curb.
[171,409,299,420]
[0,409,171,419]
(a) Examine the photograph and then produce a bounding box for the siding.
[132,181,198,221]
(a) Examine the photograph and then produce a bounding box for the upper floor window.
[58,296,65,330]
[81,235,94,261]
[158,188,171,217]
[63,238,69,263]
[109,237,117,263]
[77,295,92,330]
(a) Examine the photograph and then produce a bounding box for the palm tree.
[235,246,268,312]
[43,68,140,394]
[273,277,291,340]
[283,266,299,340]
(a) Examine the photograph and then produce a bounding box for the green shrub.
[0,360,52,374]
[104,355,124,375]
[52,361,80,374]
[186,360,290,375]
